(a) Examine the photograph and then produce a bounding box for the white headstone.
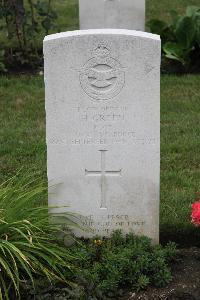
[79,0,145,31]
[44,29,160,243]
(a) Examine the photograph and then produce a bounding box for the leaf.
[0,274,10,300]
[170,10,180,27]
[0,256,18,292]
[34,1,49,16]
[0,62,7,73]
[196,25,200,46]
[186,6,200,18]
[147,19,168,35]
[0,172,78,299]
[163,42,185,65]
[175,16,196,49]
[194,13,200,46]
[49,10,57,20]
[41,17,52,32]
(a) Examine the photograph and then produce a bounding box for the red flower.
[191,202,200,226]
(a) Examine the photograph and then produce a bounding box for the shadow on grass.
[160,225,200,247]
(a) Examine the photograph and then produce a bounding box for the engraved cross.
[85,150,122,209]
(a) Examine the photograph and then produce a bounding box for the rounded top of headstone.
[43,29,160,43]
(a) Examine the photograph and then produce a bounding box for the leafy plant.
[0,49,6,72]
[0,172,77,300]
[148,6,200,73]
[35,0,58,35]
[69,231,177,299]
[0,0,57,72]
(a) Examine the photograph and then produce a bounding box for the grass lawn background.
[0,0,200,243]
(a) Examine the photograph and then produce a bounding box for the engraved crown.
[94,45,110,58]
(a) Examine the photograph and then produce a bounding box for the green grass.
[0,76,46,181]
[52,0,79,31]
[146,0,200,22]
[0,75,200,243]
[160,75,200,243]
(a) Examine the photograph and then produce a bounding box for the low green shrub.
[148,6,200,74]
[69,231,177,299]
[0,173,77,300]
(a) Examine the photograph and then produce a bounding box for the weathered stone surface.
[79,0,145,31]
[44,29,160,243]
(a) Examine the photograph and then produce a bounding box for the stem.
[3,0,12,39]
[48,0,52,15]
[27,0,35,27]
[14,7,23,50]
[27,0,39,58]
[46,0,52,35]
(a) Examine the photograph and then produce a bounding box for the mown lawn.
[0,76,46,182]
[160,75,200,243]
[0,75,200,243]
[146,0,200,22]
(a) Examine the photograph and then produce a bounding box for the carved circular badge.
[80,45,125,101]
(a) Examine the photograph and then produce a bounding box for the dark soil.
[120,248,200,300]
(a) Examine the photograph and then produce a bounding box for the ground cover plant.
[23,232,177,300]
[67,231,177,299]
[0,173,78,299]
